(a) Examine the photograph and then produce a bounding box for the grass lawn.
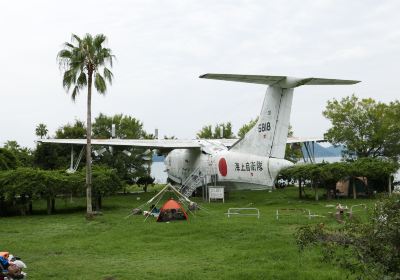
[0,187,375,280]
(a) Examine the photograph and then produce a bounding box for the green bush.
[0,167,122,215]
[295,196,400,279]
[280,158,398,196]
[0,148,17,170]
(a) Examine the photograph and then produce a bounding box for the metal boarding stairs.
[180,167,204,197]
[179,155,219,197]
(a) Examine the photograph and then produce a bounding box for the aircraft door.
[207,154,218,186]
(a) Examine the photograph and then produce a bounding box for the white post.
[111,124,116,138]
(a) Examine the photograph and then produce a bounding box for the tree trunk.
[28,199,33,215]
[352,177,357,199]
[51,197,56,213]
[299,178,302,199]
[47,197,52,215]
[0,196,5,216]
[20,194,27,216]
[95,195,102,211]
[86,71,93,215]
[313,180,319,201]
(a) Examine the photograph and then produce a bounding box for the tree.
[92,113,150,184]
[34,120,86,170]
[280,158,398,199]
[197,125,212,138]
[238,117,258,138]
[57,33,115,215]
[0,148,17,170]
[3,140,20,151]
[3,141,33,167]
[197,122,235,139]
[55,120,86,139]
[0,167,121,216]
[323,95,400,160]
[33,143,60,170]
[35,123,48,139]
[93,113,144,139]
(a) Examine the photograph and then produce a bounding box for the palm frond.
[57,49,72,59]
[64,42,75,48]
[93,34,106,49]
[77,72,87,88]
[71,34,81,45]
[94,73,107,94]
[58,33,115,98]
[57,49,72,69]
[82,34,94,60]
[62,69,78,90]
[71,85,80,101]
[101,48,115,67]
[103,67,113,84]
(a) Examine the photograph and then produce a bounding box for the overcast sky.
[1,0,399,148]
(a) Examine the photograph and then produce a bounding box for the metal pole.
[70,146,74,171]
[312,141,315,163]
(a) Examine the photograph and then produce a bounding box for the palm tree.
[35,123,48,139]
[57,34,114,215]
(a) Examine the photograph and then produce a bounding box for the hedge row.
[0,166,122,215]
[279,157,399,197]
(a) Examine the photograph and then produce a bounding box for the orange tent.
[157,199,188,222]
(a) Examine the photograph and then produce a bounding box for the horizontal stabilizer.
[200,74,360,88]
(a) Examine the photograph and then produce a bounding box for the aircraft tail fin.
[200,74,359,158]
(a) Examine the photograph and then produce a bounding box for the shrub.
[295,196,400,279]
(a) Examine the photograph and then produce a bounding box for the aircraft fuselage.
[165,145,293,190]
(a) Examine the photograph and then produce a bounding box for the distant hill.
[152,155,165,162]
[303,143,343,158]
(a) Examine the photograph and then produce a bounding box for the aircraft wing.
[38,137,323,149]
[286,137,325,144]
[37,139,202,149]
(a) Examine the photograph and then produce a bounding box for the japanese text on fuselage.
[234,161,263,172]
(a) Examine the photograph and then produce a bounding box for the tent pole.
[144,191,166,222]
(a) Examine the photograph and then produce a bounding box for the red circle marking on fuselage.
[218,158,227,177]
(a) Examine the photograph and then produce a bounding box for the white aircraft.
[39,74,359,196]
